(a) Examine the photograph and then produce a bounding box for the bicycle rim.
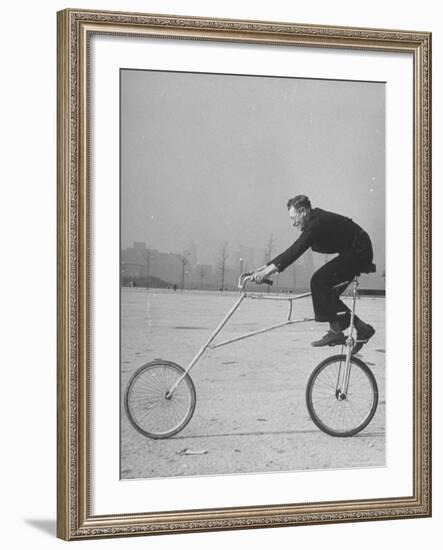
[125,360,196,439]
[306,354,378,437]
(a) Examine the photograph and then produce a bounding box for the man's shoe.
[311,330,346,347]
[352,324,375,355]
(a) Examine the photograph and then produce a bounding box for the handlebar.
[238,271,274,290]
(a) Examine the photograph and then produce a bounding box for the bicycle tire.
[306,354,378,437]
[124,359,196,439]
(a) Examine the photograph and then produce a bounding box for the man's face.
[289,206,307,231]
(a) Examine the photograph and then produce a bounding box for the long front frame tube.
[166,292,247,396]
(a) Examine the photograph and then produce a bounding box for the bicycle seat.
[332,263,376,292]
[355,263,377,276]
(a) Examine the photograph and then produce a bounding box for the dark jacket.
[269,208,373,273]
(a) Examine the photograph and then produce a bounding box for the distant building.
[121,242,182,287]
[121,242,148,281]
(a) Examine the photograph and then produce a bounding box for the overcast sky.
[121,69,385,280]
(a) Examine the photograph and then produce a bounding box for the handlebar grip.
[239,272,273,286]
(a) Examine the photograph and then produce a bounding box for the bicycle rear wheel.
[125,360,196,439]
[306,354,378,437]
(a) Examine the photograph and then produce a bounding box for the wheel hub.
[335,389,347,401]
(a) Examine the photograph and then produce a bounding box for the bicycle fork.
[336,277,359,399]
[335,350,353,401]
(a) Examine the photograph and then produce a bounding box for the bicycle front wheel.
[306,354,378,437]
[125,360,196,439]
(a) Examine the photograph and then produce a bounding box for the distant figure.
[173,284,177,292]
[251,195,376,348]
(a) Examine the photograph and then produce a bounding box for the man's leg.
[310,257,375,349]
[310,257,354,320]
[310,258,355,347]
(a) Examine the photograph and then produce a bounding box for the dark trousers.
[310,256,355,322]
[310,244,373,323]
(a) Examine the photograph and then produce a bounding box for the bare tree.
[263,234,275,264]
[197,264,208,290]
[292,265,297,292]
[263,234,275,292]
[179,250,190,291]
[144,248,152,288]
[217,242,229,291]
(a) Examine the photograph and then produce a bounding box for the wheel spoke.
[125,362,195,438]
[307,356,378,436]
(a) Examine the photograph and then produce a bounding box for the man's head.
[286,195,312,231]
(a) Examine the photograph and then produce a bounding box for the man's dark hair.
[286,195,312,211]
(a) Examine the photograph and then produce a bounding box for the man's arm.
[269,230,312,273]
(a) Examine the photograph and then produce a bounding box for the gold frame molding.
[57,8,432,541]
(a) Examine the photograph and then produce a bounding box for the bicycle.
[124,271,378,439]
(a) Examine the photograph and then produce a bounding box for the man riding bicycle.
[251,195,376,348]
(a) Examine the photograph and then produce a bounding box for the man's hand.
[251,264,278,284]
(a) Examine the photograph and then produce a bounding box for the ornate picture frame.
[57,8,431,540]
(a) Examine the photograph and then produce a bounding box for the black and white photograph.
[120,69,386,480]
[1,0,439,545]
